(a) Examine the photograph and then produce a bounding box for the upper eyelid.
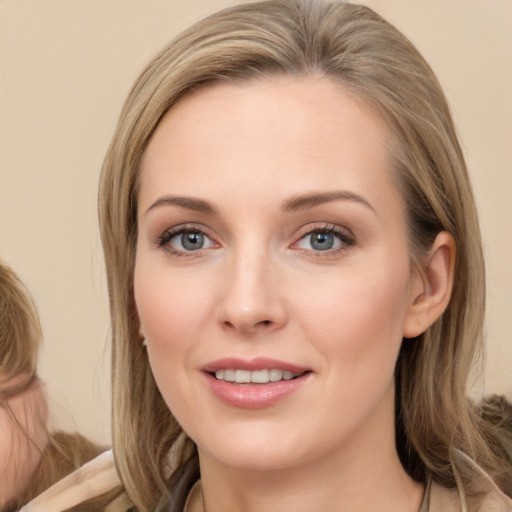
[160,223,215,237]
[293,222,355,239]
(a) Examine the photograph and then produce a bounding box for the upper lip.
[202,357,310,374]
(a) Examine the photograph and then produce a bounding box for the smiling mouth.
[213,369,307,384]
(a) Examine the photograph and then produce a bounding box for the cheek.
[292,262,411,369]
[135,264,213,345]
[134,261,217,410]
[286,267,411,443]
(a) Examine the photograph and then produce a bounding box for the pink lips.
[202,357,307,374]
[202,357,311,409]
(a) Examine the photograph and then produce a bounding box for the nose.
[216,248,287,336]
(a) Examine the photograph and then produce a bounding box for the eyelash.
[155,224,216,257]
[155,223,355,258]
[292,224,355,257]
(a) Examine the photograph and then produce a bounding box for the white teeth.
[251,369,269,383]
[269,369,283,382]
[224,369,236,382]
[214,368,302,383]
[235,369,251,383]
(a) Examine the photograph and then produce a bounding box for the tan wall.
[1,0,510,444]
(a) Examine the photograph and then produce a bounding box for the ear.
[403,231,456,338]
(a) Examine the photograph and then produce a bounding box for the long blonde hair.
[98,1,511,510]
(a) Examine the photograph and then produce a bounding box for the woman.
[0,262,48,509]
[25,1,512,511]
[0,262,107,511]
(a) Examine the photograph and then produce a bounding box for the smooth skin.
[0,374,48,508]
[135,76,455,512]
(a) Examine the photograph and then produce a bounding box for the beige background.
[1,0,510,444]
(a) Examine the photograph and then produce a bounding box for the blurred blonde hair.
[98,1,512,510]
[0,262,105,511]
[0,262,41,391]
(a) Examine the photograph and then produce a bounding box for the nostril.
[221,318,272,332]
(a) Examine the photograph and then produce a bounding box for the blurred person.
[0,262,105,511]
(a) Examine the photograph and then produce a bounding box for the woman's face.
[135,76,423,472]
[0,375,48,507]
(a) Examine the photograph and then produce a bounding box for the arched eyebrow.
[145,191,375,216]
[145,196,217,215]
[282,191,376,214]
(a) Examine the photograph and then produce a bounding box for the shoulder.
[427,451,512,512]
[430,482,512,512]
[20,450,134,512]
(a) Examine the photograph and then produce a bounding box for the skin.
[0,374,48,508]
[135,76,454,512]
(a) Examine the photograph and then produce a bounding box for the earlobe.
[403,231,456,338]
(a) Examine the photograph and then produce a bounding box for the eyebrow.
[145,196,217,215]
[145,190,375,216]
[281,191,376,214]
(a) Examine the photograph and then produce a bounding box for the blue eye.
[179,232,205,250]
[294,227,354,253]
[309,232,336,251]
[159,229,215,253]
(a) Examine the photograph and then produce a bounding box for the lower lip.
[204,373,311,409]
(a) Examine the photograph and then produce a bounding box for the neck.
[195,387,424,512]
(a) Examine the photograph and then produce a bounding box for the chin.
[194,421,326,474]
[202,445,302,473]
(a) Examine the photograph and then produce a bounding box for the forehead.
[145,76,390,157]
[139,76,400,217]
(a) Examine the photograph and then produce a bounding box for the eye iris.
[181,232,204,250]
[310,232,334,250]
